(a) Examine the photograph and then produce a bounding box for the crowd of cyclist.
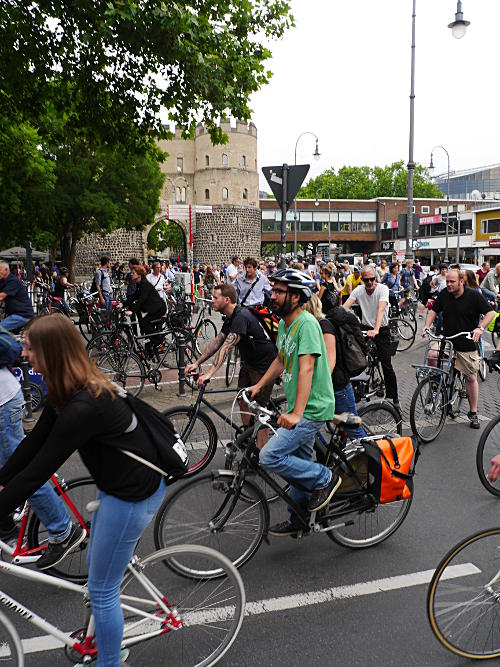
[3,251,500,661]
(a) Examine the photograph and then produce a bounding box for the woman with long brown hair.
[0,314,166,665]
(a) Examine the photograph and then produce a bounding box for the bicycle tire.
[195,318,217,355]
[448,371,467,418]
[120,544,245,667]
[26,477,96,582]
[162,407,218,478]
[29,382,44,412]
[492,330,500,349]
[225,348,239,386]
[326,495,412,549]
[153,470,268,577]
[476,415,500,497]
[427,527,500,659]
[390,317,416,352]
[358,400,403,437]
[95,350,145,397]
[409,375,447,443]
[478,340,487,382]
[0,608,24,665]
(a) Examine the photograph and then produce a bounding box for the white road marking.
[17,563,480,654]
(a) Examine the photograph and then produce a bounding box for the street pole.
[294,132,320,259]
[406,0,416,260]
[281,164,289,267]
[328,195,331,260]
[429,146,450,262]
[456,210,461,262]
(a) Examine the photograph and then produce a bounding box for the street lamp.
[293,132,320,259]
[449,0,470,39]
[428,146,450,262]
[315,191,331,261]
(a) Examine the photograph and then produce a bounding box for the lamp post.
[378,200,386,251]
[314,191,331,261]
[406,0,417,260]
[449,0,470,38]
[293,132,320,258]
[428,146,451,263]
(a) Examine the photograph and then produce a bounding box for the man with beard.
[184,283,277,449]
[247,269,340,537]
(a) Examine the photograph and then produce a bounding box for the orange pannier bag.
[363,436,418,504]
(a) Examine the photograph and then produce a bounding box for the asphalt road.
[7,317,500,666]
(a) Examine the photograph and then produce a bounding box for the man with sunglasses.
[343,265,402,417]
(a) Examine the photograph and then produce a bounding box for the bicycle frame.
[0,475,90,566]
[0,555,177,658]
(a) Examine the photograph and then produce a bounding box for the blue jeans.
[87,477,166,667]
[435,311,443,336]
[0,390,71,542]
[334,384,367,440]
[260,417,330,520]
[0,314,30,359]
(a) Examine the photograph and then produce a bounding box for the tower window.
[241,155,246,168]
[177,156,183,173]
[243,188,248,200]
[176,186,186,203]
[222,153,228,167]
[222,187,229,200]
[205,155,209,167]
[205,188,210,200]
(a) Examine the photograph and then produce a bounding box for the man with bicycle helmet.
[247,269,341,537]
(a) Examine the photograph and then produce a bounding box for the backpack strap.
[240,277,260,306]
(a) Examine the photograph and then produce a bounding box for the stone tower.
[74,119,261,277]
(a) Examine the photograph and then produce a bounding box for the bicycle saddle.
[328,413,363,429]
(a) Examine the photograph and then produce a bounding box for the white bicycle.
[0,543,245,666]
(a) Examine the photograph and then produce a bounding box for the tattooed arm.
[184,331,226,377]
[197,332,240,386]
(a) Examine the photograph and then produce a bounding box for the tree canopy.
[298,161,444,200]
[148,221,185,255]
[0,0,293,146]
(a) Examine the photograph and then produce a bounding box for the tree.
[299,161,444,200]
[148,221,185,255]
[0,1,293,146]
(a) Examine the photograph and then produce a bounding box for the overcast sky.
[251,0,499,193]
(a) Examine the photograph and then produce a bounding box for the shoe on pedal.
[36,524,86,570]
[268,520,310,538]
[468,411,480,430]
[307,472,342,513]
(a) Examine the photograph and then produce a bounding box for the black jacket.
[126,278,165,315]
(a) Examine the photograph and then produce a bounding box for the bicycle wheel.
[358,401,403,436]
[27,477,96,582]
[195,318,217,354]
[153,471,268,576]
[449,371,467,418]
[478,341,487,382]
[162,407,218,477]
[120,545,245,667]
[225,348,239,386]
[476,415,500,497]
[427,527,500,659]
[95,350,145,397]
[409,375,447,443]
[326,495,412,548]
[390,317,416,352]
[0,609,24,665]
[29,382,44,412]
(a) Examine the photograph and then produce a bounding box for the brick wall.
[74,228,147,279]
[194,205,261,263]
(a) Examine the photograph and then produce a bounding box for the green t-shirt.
[276,310,335,422]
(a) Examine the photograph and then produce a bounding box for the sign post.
[263,163,310,267]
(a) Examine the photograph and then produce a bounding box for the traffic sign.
[262,164,310,212]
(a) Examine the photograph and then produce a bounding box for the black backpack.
[321,282,339,312]
[326,306,368,377]
[90,268,105,295]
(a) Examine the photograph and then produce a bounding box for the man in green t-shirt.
[248,269,341,537]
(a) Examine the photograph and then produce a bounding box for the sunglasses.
[362,277,376,283]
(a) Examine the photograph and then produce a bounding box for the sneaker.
[468,411,480,430]
[307,472,342,513]
[268,520,310,538]
[37,524,86,570]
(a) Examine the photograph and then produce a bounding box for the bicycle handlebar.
[423,330,474,341]
[240,389,274,417]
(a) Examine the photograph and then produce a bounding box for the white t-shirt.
[146,272,167,301]
[226,263,239,284]
[0,367,22,407]
[350,283,390,328]
[432,274,447,293]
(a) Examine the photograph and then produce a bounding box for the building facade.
[433,164,500,201]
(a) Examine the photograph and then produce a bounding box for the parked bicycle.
[409,330,470,442]
[476,358,500,496]
[153,390,415,577]
[0,541,245,666]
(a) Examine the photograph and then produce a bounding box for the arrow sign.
[262,164,310,212]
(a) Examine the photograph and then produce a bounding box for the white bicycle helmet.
[270,268,316,300]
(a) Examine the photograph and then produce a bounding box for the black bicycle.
[153,390,413,577]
